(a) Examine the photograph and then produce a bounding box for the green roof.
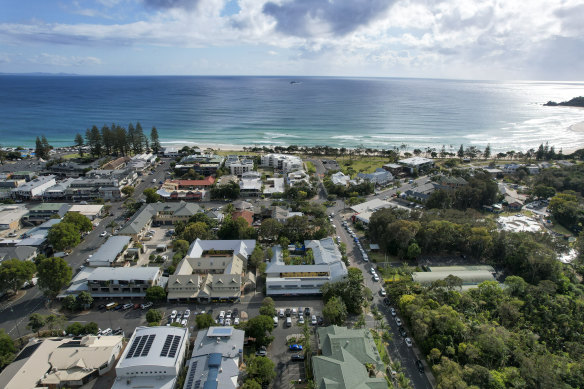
[312,326,386,389]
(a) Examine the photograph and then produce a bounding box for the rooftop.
[89,235,131,264]
[87,266,161,282]
[398,157,434,166]
[117,326,188,370]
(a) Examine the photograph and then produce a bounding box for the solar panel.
[194,380,202,389]
[168,335,181,358]
[160,335,174,357]
[186,361,198,388]
[131,335,149,358]
[126,335,143,358]
[140,334,156,357]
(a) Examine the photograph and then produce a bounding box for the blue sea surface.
[0,75,582,152]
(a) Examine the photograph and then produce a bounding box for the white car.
[311,315,317,325]
[225,318,231,326]
[219,310,226,319]
[405,337,413,347]
[170,310,177,320]
[395,317,402,326]
[183,309,191,319]
[181,319,188,327]
[390,307,397,316]
[234,317,240,325]
[370,267,376,274]
[373,274,380,282]
[292,308,298,317]
[298,315,305,324]
[100,231,107,237]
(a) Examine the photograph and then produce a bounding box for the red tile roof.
[232,210,253,226]
[172,176,215,187]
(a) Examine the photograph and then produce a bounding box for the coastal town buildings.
[398,157,435,174]
[357,168,393,186]
[261,153,303,172]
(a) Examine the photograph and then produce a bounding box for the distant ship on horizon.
[290,80,301,85]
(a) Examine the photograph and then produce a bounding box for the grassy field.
[62,153,81,159]
[335,156,390,177]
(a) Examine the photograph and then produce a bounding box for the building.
[412,266,496,290]
[398,157,435,174]
[232,210,254,226]
[287,170,310,187]
[68,204,105,220]
[357,168,393,186]
[48,161,94,178]
[382,163,403,176]
[102,156,130,170]
[113,326,189,389]
[312,326,386,389]
[167,239,256,303]
[73,266,163,298]
[435,175,468,189]
[184,326,244,389]
[265,238,347,296]
[88,236,131,267]
[331,171,351,186]
[66,177,121,201]
[0,204,27,230]
[261,153,304,172]
[263,177,284,196]
[271,206,303,223]
[239,171,262,197]
[162,146,181,157]
[0,246,37,263]
[11,175,56,200]
[119,202,200,240]
[225,156,254,176]
[24,202,71,224]
[405,183,437,202]
[15,218,61,250]
[163,177,215,191]
[0,335,123,389]
[43,178,75,199]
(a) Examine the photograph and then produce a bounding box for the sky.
[0,0,583,80]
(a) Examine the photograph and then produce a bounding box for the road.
[0,158,170,340]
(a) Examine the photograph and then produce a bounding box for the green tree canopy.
[145,286,166,302]
[146,309,163,324]
[143,188,161,203]
[195,313,215,329]
[0,329,16,369]
[27,313,47,335]
[323,296,347,325]
[0,258,36,294]
[258,297,276,317]
[47,222,80,251]
[62,212,93,232]
[36,257,72,299]
[246,356,277,385]
[244,315,274,347]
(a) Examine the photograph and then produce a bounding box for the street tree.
[247,356,277,386]
[27,313,47,336]
[143,188,161,203]
[0,258,36,294]
[0,329,16,369]
[181,222,211,243]
[121,186,135,197]
[36,257,73,299]
[47,222,80,250]
[145,286,166,302]
[259,297,276,316]
[242,379,262,389]
[146,309,163,324]
[195,313,215,329]
[62,212,92,232]
[323,296,347,325]
[76,291,93,309]
[244,315,274,347]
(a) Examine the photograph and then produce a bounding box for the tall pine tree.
[150,126,161,154]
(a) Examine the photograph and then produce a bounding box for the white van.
[286,317,292,327]
[279,309,285,318]
[273,316,278,327]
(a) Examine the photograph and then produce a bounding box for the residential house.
[119,202,200,240]
[43,178,75,200]
[271,206,303,223]
[0,335,123,389]
[10,171,35,181]
[405,182,437,202]
[113,326,189,389]
[265,238,347,296]
[102,156,130,170]
[357,168,393,186]
[232,210,254,226]
[183,326,244,389]
[312,326,386,389]
[435,175,468,189]
[0,246,37,263]
[167,239,256,303]
[162,146,181,157]
[263,177,284,196]
[287,170,310,187]
[331,171,351,186]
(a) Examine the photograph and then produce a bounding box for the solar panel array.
[185,360,199,389]
[168,335,181,358]
[160,335,175,357]
[126,334,156,358]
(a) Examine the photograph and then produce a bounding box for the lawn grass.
[62,153,81,159]
[335,156,390,177]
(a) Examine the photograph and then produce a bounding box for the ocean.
[0,75,582,152]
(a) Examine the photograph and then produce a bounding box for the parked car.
[122,303,133,310]
[170,310,177,320]
[181,319,188,327]
[398,326,407,337]
[225,318,231,326]
[226,310,232,319]
[273,316,278,327]
[415,359,425,373]
[100,328,112,336]
[279,309,285,318]
[405,337,413,347]
[292,308,298,317]
[379,288,387,297]
[317,316,324,326]
[219,310,225,319]
[255,346,267,356]
[395,317,402,326]
[285,308,291,317]
[183,309,191,319]
[232,308,239,317]
[291,354,305,361]
[286,317,292,327]
[289,344,303,351]
[234,318,240,325]
[98,304,107,310]
[141,302,153,310]
[100,231,107,237]
[133,303,141,310]
[373,274,380,282]
[390,307,396,316]
[311,315,317,325]
[304,307,311,316]
[298,315,305,324]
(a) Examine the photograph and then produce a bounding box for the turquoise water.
[0,75,582,152]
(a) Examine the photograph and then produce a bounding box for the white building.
[0,335,123,389]
[239,171,262,197]
[265,238,347,296]
[88,236,131,267]
[331,171,351,186]
[183,326,244,389]
[261,153,304,172]
[113,326,189,389]
[287,170,310,187]
[11,175,56,199]
[357,168,393,185]
[68,204,104,220]
[226,155,255,176]
[398,157,435,174]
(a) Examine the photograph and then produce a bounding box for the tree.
[84,322,99,335]
[36,257,73,299]
[45,314,66,334]
[74,133,85,156]
[0,258,36,294]
[76,291,93,309]
[145,286,166,302]
[35,136,45,159]
[457,144,464,159]
[181,222,211,243]
[245,315,274,346]
[249,246,265,270]
[242,379,262,389]
[62,212,92,232]
[62,294,77,310]
[259,297,276,317]
[86,125,103,157]
[484,144,491,159]
[532,185,556,199]
[406,242,421,260]
[258,218,282,241]
[151,126,162,154]
[121,186,135,197]
[146,309,163,324]
[0,329,16,369]
[143,187,161,203]
[28,313,47,336]
[323,296,347,325]
[47,222,80,251]
[247,356,277,385]
[195,313,215,329]
[66,322,85,335]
